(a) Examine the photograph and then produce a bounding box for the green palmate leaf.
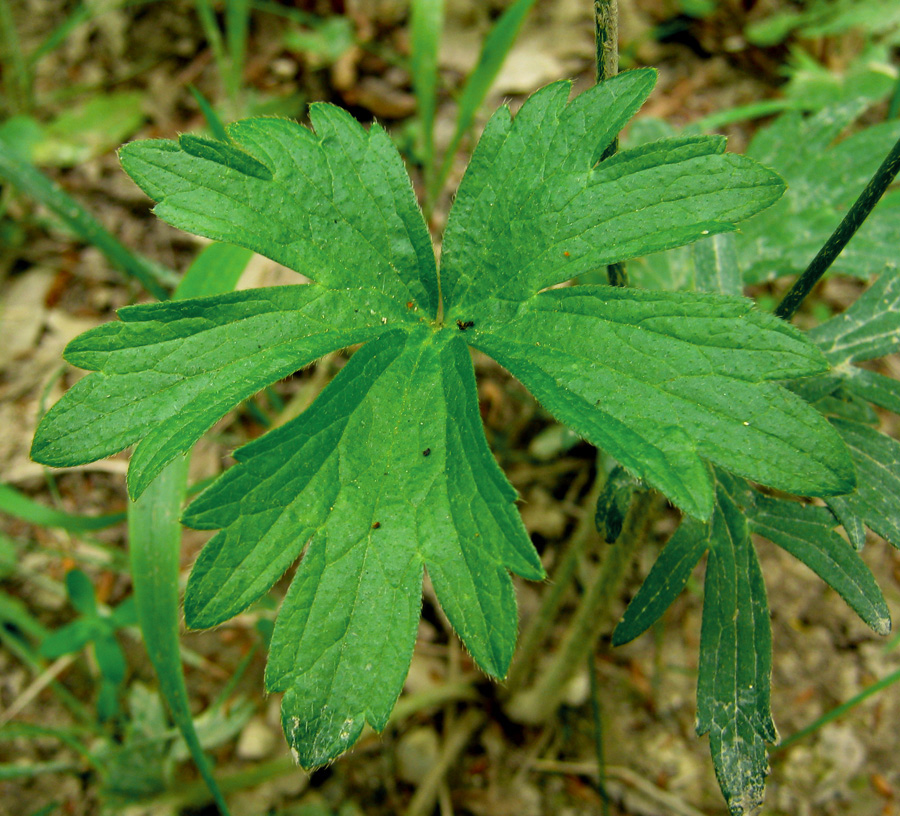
[747,495,890,635]
[803,267,900,547]
[692,232,742,297]
[696,473,776,816]
[183,328,542,766]
[467,286,853,519]
[31,69,845,769]
[594,465,640,544]
[612,514,708,645]
[739,104,900,283]
[841,367,900,417]
[617,459,889,813]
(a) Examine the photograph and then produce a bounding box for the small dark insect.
[422,448,431,457]
[456,320,475,331]
[372,521,381,529]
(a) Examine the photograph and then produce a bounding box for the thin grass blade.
[0,140,174,298]
[410,0,445,192]
[128,457,230,815]
[429,0,537,204]
[189,85,230,142]
[0,483,125,531]
[225,0,250,104]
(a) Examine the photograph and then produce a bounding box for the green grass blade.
[194,0,232,110]
[189,85,230,142]
[691,99,793,132]
[0,759,83,781]
[225,0,250,104]
[27,2,90,66]
[410,0,445,192]
[775,666,900,751]
[429,0,537,205]
[0,140,174,298]
[128,457,231,815]
[0,483,125,531]
[0,0,32,113]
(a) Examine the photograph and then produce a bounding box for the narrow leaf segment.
[696,474,776,816]
[614,469,889,814]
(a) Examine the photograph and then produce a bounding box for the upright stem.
[774,135,900,321]
[505,473,605,693]
[506,490,660,724]
[595,0,626,286]
[594,0,619,85]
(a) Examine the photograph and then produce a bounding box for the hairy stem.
[505,490,660,724]
[595,0,626,286]
[594,0,619,86]
[775,134,900,321]
[404,709,484,816]
[505,473,604,693]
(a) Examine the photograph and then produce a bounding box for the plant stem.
[774,134,900,321]
[595,0,627,287]
[588,653,611,816]
[504,472,604,693]
[505,490,659,724]
[594,0,618,85]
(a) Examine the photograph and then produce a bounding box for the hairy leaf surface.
[32,286,406,498]
[468,286,853,518]
[696,474,776,816]
[183,329,542,765]
[30,70,852,771]
[440,68,784,311]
